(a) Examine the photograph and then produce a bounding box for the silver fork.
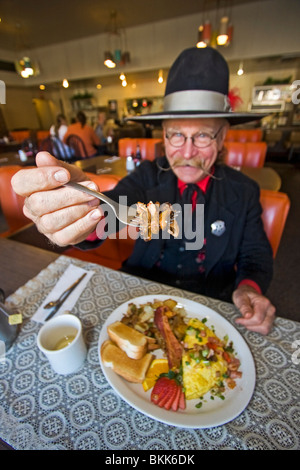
[64,181,140,227]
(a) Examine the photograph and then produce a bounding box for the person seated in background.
[11,47,275,335]
[49,114,73,160]
[63,111,101,158]
[94,111,108,155]
[50,113,68,141]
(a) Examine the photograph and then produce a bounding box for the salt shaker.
[126,155,135,172]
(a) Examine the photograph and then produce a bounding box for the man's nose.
[182,137,198,159]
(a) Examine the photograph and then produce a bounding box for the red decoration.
[228,87,243,110]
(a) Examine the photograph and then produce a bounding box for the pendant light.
[217,16,229,46]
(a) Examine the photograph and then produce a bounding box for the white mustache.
[157,159,220,180]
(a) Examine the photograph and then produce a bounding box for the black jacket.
[79,157,273,302]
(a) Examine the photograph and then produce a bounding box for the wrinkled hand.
[11,152,104,246]
[232,284,276,335]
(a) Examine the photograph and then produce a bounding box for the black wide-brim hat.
[127,47,265,126]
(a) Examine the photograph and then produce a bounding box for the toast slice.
[101,340,154,383]
[107,321,148,359]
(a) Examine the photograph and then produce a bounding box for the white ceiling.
[0,0,265,51]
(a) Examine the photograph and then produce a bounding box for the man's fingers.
[24,181,99,217]
[232,291,253,319]
[11,165,70,197]
[36,199,100,233]
[49,207,104,246]
[11,152,88,197]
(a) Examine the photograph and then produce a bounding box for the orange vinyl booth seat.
[224,141,267,168]
[118,138,164,161]
[225,129,263,143]
[260,189,290,258]
[0,165,32,237]
[9,130,31,143]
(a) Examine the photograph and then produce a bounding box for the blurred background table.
[75,156,282,191]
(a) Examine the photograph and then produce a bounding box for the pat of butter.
[8,314,23,325]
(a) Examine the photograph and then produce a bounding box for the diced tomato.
[222,351,233,363]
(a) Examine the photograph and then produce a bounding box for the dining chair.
[65,134,88,159]
[260,189,290,258]
[39,136,55,154]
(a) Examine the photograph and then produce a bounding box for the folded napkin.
[104,156,120,162]
[32,264,94,323]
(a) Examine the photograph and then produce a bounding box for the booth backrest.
[10,130,31,143]
[84,172,122,191]
[0,165,31,236]
[118,138,163,161]
[225,129,263,142]
[224,141,267,168]
[260,189,290,258]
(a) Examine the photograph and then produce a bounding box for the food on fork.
[101,340,154,383]
[135,201,179,241]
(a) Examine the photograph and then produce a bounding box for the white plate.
[98,295,256,429]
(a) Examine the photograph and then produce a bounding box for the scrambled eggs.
[182,318,228,400]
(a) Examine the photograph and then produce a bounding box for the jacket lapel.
[204,166,239,275]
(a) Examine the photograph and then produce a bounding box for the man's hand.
[11,152,104,246]
[232,284,275,335]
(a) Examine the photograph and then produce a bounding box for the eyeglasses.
[165,126,223,149]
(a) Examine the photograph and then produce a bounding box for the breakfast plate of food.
[98,295,255,428]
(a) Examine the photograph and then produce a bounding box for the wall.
[0,0,299,129]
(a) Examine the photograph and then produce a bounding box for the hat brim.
[126,110,267,126]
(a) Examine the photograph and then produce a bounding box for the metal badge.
[211,220,226,236]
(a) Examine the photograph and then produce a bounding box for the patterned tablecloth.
[0,256,299,450]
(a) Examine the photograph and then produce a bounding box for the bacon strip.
[154,306,183,369]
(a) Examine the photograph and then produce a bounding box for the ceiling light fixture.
[62,78,69,88]
[196,0,233,49]
[158,69,164,84]
[15,56,40,78]
[237,62,244,76]
[104,51,116,69]
[103,10,131,69]
[217,16,229,46]
[197,22,211,48]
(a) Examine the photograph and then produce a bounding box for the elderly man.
[12,47,275,335]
